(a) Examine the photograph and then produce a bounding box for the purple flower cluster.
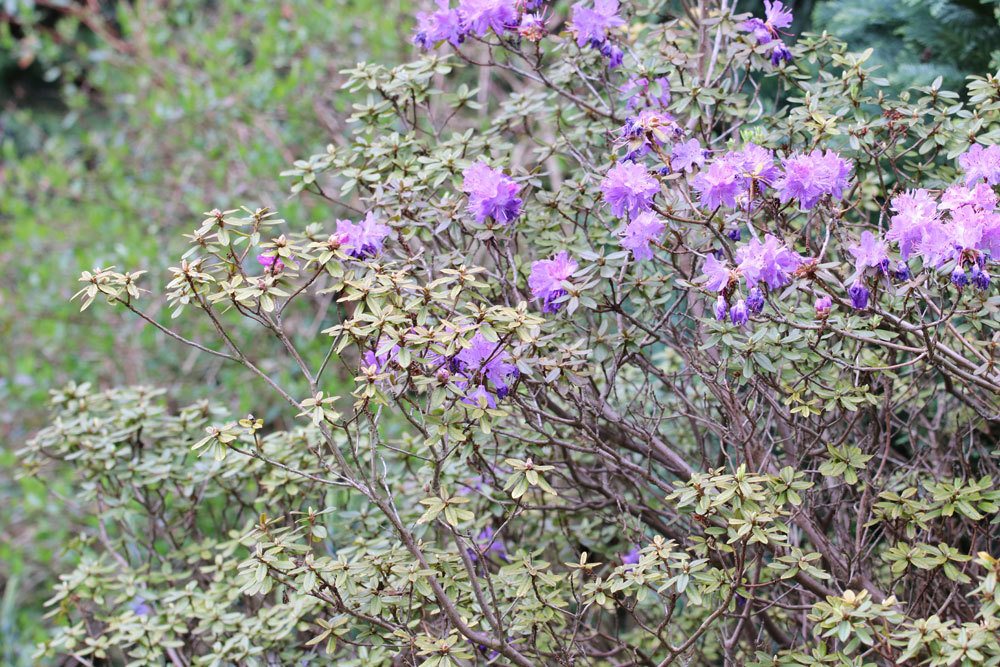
[570,0,626,68]
[621,212,666,261]
[691,143,780,210]
[885,183,998,290]
[671,139,707,174]
[775,150,852,210]
[529,251,578,312]
[619,109,683,161]
[257,253,285,273]
[454,333,519,408]
[958,143,1000,186]
[413,0,523,47]
[462,162,523,225]
[336,213,392,259]
[601,161,660,218]
[703,235,804,325]
[741,0,795,65]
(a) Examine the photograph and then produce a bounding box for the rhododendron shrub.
[23,0,1000,664]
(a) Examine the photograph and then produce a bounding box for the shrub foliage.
[20,0,1000,664]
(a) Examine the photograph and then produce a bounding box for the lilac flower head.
[887,189,939,260]
[619,109,682,160]
[691,159,744,210]
[462,162,523,224]
[458,0,518,36]
[742,0,793,44]
[848,280,869,310]
[621,211,665,261]
[413,0,466,49]
[951,265,969,288]
[517,12,547,41]
[671,139,707,174]
[363,338,401,374]
[730,143,780,189]
[702,253,734,292]
[940,183,997,212]
[456,333,518,401]
[336,212,392,259]
[714,295,728,321]
[734,234,804,289]
[622,545,641,565]
[815,294,833,317]
[971,266,991,291]
[569,0,625,47]
[257,253,285,273]
[893,262,911,282]
[769,41,793,66]
[776,150,852,210]
[848,231,889,274]
[730,299,749,326]
[600,42,623,68]
[746,286,765,314]
[529,251,578,313]
[601,161,659,218]
[958,143,1000,186]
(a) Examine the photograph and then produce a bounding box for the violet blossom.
[958,143,1000,187]
[734,234,804,289]
[601,161,659,218]
[671,139,707,173]
[621,211,666,261]
[815,294,833,317]
[413,0,465,48]
[458,0,518,37]
[462,161,523,224]
[848,231,889,275]
[848,280,869,310]
[335,212,392,259]
[529,251,578,313]
[702,253,734,292]
[620,76,671,110]
[775,150,852,210]
[569,0,624,47]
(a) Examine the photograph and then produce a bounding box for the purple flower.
[569,0,625,47]
[887,189,939,260]
[730,299,749,326]
[458,0,518,36]
[336,212,392,259]
[363,338,401,373]
[714,295,728,321]
[815,294,833,317]
[769,41,793,65]
[691,159,744,209]
[472,527,508,561]
[621,211,665,261]
[601,161,659,218]
[742,0,793,44]
[619,109,682,159]
[727,227,742,241]
[730,143,780,190]
[257,253,285,272]
[746,286,765,314]
[951,265,969,288]
[893,263,911,282]
[529,251,578,313]
[620,76,671,110]
[622,545,641,565]
[456,333,518,400]
[601,42,624,68]
[413,0,466,48]
[776,150,852,210]
[462,162,523,224]
[958,143,1000,186]
[671,139,707,173]
[129,597,152,617]
[848,280,869,310]
[702,253,733,292]
[940,183,997,212]
[848,231,889,274]
[517,12,547,41]
[734,234,804,289]
[971,266,991,291]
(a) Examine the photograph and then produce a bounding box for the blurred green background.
[2,0,998,662]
